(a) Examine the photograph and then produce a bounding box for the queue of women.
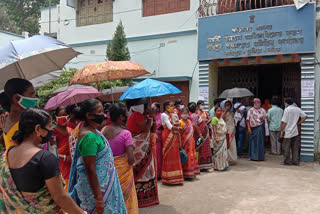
[0,78,274,214]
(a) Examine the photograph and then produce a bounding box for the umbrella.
[0,35,80,89]
[31,70,62,89]
[119,79,181,100]
[44,86,103,110]
[219,88,254,98]
[99,86,129,102]
[69,61,149,86]
[51,84,85,96]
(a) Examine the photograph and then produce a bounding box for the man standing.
[234,101,247,157]
[280,98,307,165]
[209,99,223,119]
[267,97,283,155]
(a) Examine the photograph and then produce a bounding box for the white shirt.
[234,105,246,128]
[161,113,173,130]
[281,105,307,138]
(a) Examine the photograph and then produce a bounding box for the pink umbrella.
[44,86,103,110]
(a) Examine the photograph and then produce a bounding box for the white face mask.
[130,104,144,114]
[181,114,189,119]
[179,105,185,110]
[199,105,204,110]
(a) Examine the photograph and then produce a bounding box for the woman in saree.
[212,107,229,171]
[190,102,213,171]
[151,102,163,179]
[103,103,138,213]
[246,98,267,161]
[126,98,159,208]
[0,108,84,214]
[222,100,238,164]
[179,108,199,179]
[68,99,127,214]
[172,99,184,119]
[0,78,38,151]
[161,100,184,185]
[52,106,72,190]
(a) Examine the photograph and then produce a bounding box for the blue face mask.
[18,95,38,109]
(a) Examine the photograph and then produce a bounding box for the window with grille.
[77,0,113,27]
[143,0,190,17]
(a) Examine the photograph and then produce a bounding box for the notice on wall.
[301,80,314,97]
[199,87,209,101]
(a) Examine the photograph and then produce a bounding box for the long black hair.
[163,100,171,112]
[0,78,32,112]
[188,102,197,113]
[73,99,101,122]
[12,108,51,144]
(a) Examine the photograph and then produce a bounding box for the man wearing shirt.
[280,98,307,166]
[234,102,247,157]
[267,97,283,155]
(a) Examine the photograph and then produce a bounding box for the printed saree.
[212,118,229,171]
[180,119,199,179]
[161,125,183,185]
[0,152,61,214]
[68,131,127,214]
[224,112,238,163]
[132,132,159,208]
[114,155,139,214]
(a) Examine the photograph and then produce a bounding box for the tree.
[106,21,131,61]
[0,6,18,33]
[0,0,59,34]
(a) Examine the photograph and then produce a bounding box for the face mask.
[168,106,174,113]
[56,116,69,126]
[216,113,222,118]
[91,114,105,124]
[199,105,204,110]
[130,104,144,114]
[179,105,185,110]
[18,95,38,109]
[181,114,189,119]
[40,128,53,144]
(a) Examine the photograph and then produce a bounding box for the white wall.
[58,0,198,44]
[0,31,24,46]
[40,5,59,35]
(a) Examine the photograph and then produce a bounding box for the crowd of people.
[0,78,308,213]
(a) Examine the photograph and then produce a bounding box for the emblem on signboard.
[249,15,255,23]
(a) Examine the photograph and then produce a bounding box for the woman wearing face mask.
[151,102,163,179]
[68,99,127,214]
[161,100,184,185]
[212,107,229,171]
[0,108,85,213]
[190,102,213,172]
[0,78,38,151]
[179,108,199,179]
[126,98,159,208]
[172,99,184,119]
[246,98,267,161]
[52,106,72,190]
[102,103,138,214]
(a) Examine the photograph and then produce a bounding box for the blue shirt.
[267,105,283,131]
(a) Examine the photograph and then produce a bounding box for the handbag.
[178,132,188,165]
[180,148,188,165]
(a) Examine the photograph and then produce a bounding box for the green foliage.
[37,69,77,107]
[0,0,59,34]
[0,6,18,33]
[106,21,131,61]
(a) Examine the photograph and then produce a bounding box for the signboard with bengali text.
[198,3,315,60]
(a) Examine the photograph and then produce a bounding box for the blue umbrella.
[119,78,182,100]
[0,35,80,89]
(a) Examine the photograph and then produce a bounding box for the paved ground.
[139,155,320,214]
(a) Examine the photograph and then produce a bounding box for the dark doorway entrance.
[218,63,301,106]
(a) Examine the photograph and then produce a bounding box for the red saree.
[53,127,72,189]
[180,120,200,179]
[161,125,183,185]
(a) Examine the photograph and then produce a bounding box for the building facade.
[198,2,319,162]
[40,0,200,103]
